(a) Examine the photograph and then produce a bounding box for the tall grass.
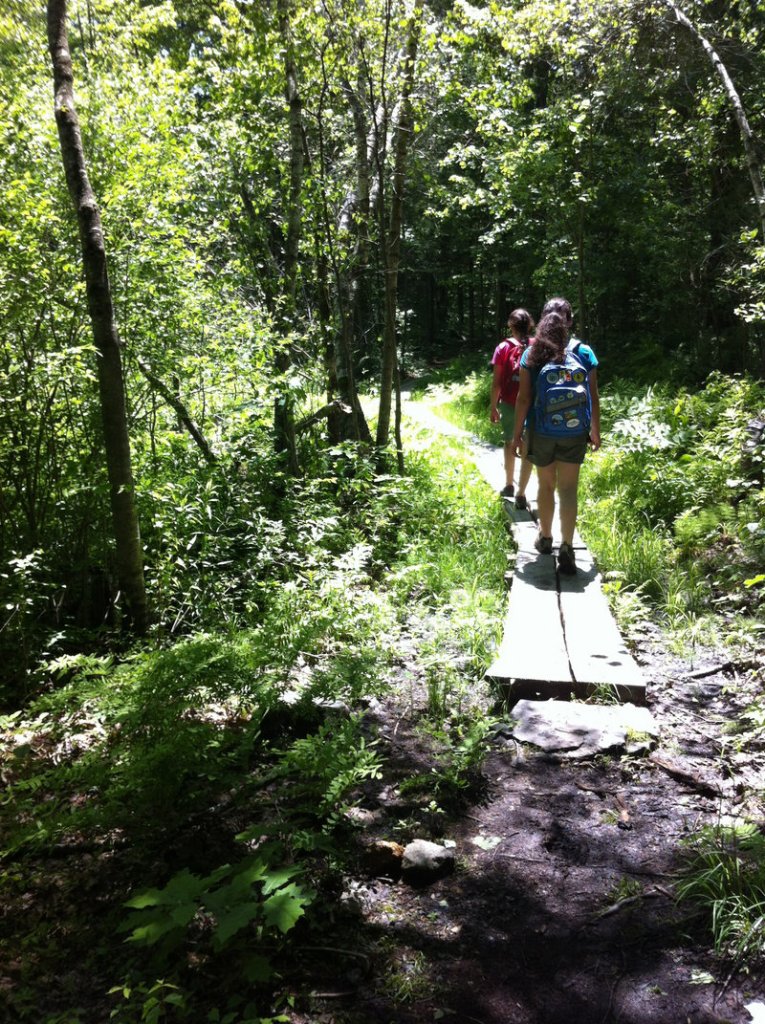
[677,823,765,965]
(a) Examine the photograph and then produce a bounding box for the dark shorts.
[498,400,518,442]
[526,427,589,467]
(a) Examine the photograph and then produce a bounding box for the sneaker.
[514,494,528,511]
[499,483,515,498]
[534,534,553,555]
[558,541,577,575]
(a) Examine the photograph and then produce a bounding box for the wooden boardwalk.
[398,397,647,706]
[483,466,647,705]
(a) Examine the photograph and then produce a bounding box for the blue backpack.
[533,341,591,437]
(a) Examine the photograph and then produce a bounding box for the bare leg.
[536,462,556,538]
[556,461,582,545]
[517,437,533,498]
[503,441,516,488]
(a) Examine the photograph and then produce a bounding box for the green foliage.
[677,822,765,965]
[580,373,765,637]
[108,980,188,1024]
[121,852,312,958]
[424,370,500,445]
[272,715,383,826]
[5,0,765,1015]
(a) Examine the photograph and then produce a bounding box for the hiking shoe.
[534,534,553,555]
[499,483,515,498]
[514,494,528,511]
[558,541,577,576]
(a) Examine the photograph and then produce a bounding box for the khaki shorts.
[526,427,589,467]
[498,401,517,442]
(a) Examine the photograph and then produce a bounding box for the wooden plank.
[504,496,586,551]
[471,436,647,705]
[558,550,647,703]
[485,553,572,684]
[512,520,543,554]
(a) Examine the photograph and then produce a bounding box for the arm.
[512,367,533,456]
[588,369,601,450]
[490,362,502,423]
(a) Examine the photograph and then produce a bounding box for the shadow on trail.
[317,741,749,1024]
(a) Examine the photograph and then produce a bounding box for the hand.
[512,434,522,457]
[490,408,499,423]
[589,430,601,451]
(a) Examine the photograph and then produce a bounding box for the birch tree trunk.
[663,0,765,240]
[274,0,302,476]
[47,0,148,632]
[376,0,423,450]
[315,69,373,445]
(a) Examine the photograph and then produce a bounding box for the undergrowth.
[0,402,507,1023]
[677,822,765,968]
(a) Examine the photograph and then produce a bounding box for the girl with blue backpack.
[511,298,600,576]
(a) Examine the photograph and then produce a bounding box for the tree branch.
[136,358,217,465]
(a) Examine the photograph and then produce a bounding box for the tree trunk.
[320,70,375,444]
[663,0,765,240]
[47,0,147,633]
[376,0,423,449]
[274,0,302,475]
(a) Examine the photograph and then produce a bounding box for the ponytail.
[508,308,535,344]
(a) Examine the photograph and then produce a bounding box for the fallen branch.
[593,886,669,921]
[648,753,721,798]
[295,400,352,434]
[680,663,735,681]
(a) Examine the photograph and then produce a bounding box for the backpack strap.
[566,338,588,369]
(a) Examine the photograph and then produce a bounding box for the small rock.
[345,806,382,827]
[401,839,455,883]
[362,839,405,877]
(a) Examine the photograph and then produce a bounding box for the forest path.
[340,390,763,1024]
[401,391,647,706]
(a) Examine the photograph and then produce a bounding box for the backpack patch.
[533,344,591,436]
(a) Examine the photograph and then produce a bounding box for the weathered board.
[485,552,573,686]
[486,461,647,704]
[402,414,649,707]
[558,550,646,702]
[503,491,586,550]
[472,441,510,493]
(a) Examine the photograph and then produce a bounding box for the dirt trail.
[310,399,765,1024]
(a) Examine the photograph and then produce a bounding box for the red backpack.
[499,338,525,405]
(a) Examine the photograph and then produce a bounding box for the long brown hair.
[540,297,573,324]
[525,312,569,370]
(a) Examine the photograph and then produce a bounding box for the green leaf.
[241,954,274,983]
[262,885,308,934]
[124,888,165,910]
[212,901,262,947]
[260,865,300,894]
[125,919,182,946]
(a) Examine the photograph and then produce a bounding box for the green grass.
[677,822,765,965]
[419,371,501,445]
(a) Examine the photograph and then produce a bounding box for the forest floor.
[288,407,765,1024]
[3,404,765,1024]
[301,625,765,1024]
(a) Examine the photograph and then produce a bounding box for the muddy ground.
[288,624,765,1024]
